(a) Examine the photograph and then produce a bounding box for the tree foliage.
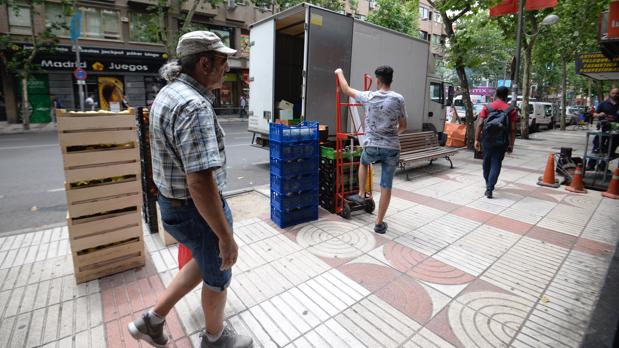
[366,0,419,37]
[0,0,72,129]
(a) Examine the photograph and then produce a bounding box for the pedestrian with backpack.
[474,86,518,199]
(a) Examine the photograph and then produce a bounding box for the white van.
[517,101,554,131]
[453,95,486,121]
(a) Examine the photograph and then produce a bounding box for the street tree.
[252,0,343,12]
[366,0,419,37]
[0,0,71,129]
[429,0,496,150]
[533,0,606,130]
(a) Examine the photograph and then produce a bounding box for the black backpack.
[483,104,513,148]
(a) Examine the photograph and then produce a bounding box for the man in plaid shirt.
[128,31,253,348]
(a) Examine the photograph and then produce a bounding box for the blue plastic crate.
[271,190,318,211]
[269,122,319,143]
[271,174,318,194]
[270,157,319,177]
[271,205,318,228]
[270,140,320,161]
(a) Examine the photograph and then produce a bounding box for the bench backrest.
[399,131,438,153]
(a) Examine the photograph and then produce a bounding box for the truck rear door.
[305,6,353,133]
[248,19,275,137]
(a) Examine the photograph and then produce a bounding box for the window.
[434,12,441,23]
[45,3,70,37]
[431,35,441,45]
[184,22,234,48]
[8,5,32,35]
[430,82,444,104]
[420,31,429,41]
[419,7,430,20]
[80,7,121,40]
[129,11,160,43]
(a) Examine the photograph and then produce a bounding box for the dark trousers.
[482,146,506,192]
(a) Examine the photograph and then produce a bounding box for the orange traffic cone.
[566,165,587,193]
[537,153,560,188]
[602,168,619,199]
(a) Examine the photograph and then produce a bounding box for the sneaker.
[201,327,254,348]
[347,194,366,205]
[485,190,493,199]
[374,222,388,234]
[128,312,168,348]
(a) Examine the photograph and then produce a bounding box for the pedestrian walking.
[50,96,62,122]
[474,86,517,199]
[128,31,252,348]
[85,95,96,111]
[587,88,619,171]
[335,66,407,234]
[239,95,247,117]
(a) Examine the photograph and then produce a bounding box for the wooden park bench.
[398,131,458,180]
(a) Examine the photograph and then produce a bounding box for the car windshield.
[454,99,464,107]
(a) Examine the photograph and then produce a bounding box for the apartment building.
[0,0,272,123]
[418,0,446,57]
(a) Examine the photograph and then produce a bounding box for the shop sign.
[37,58,161,73]
[17,44,167,60]
[576,52,619,74]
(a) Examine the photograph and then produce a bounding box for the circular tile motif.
[296,222,375,259]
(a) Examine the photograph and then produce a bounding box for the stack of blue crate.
[269,121,320,228]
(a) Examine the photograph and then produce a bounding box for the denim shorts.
[361,146,401,189]
[157,194,233,292]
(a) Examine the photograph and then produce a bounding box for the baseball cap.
[176,31,237,58]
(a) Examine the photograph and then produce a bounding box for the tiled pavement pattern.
[1,129,618,347]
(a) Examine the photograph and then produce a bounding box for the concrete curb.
[0,221,66,237]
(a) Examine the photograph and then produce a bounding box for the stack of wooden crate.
[57,108,145,283]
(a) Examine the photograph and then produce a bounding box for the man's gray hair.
[159,52,215,83]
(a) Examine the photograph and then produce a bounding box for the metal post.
[511,0,525,107]
[76,41,85,111]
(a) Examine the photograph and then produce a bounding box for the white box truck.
[248,3,447,145]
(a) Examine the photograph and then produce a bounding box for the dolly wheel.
[365,199,375,214]
[340,203,352,219]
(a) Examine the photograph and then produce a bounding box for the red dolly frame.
[334,73,374,218]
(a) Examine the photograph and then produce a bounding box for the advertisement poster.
[97,76,124,111]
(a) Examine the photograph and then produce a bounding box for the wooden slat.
[65,161,140,183]
[62,147,139,168]
[68,211,141,238]
[59,130,137,148]
[58,114,136,131]
[66,180,141,205]
[75,238,144,267]
[56,108,134,118]
[74,254,144,284]
[68,193,141,219]
[71,225,143,251]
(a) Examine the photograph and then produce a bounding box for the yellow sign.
[576,52,619,74]
[311,14,323,26]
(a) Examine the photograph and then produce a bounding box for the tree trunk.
[520,41,534,138]
[181,0,202,34]
[21,76,30,130]
[560,60,567,130]
[597,80,604,104]
[455,64,475,150]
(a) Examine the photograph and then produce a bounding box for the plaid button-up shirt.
[150,73,227,199]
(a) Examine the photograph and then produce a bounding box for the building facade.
[418,0,446,58]
[0,0,272,123]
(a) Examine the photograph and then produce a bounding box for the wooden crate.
[57,108,146,283]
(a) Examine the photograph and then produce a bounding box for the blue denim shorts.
[361,146,401,189]
[158,194,233,292]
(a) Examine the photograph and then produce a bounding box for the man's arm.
[398,118,407,134]
[334,68,361,99]
[474,119,484,151]
[187,169,238,271]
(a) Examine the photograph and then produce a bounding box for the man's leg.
[487,149,505,193]
[376,187,391,225]
[358,163,369,197]
[153,258,203,316]
[482,146,492,187]
[202,287,227,337]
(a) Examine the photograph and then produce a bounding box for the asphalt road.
[0,121,269,235]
